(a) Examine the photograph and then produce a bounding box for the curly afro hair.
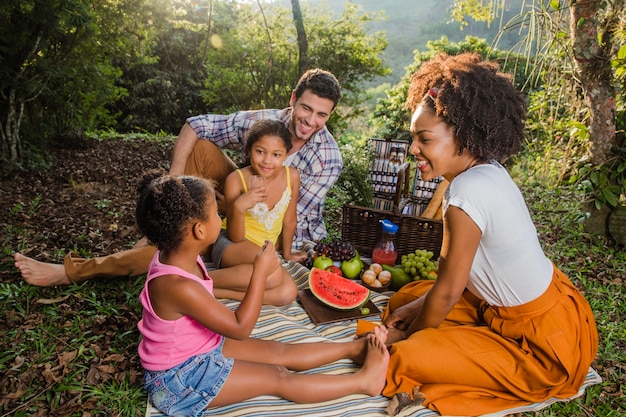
[406,52,527,162]
[135,170,216,253]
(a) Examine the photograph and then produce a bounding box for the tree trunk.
[570,0,619,235]
[290,0,308,75]
[1,87,24,163]
[569,0,617,166]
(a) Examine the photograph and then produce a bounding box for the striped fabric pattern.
[146,254,602,417]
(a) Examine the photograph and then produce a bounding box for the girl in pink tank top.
[135,171,389,417]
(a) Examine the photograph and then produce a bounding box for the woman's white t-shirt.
[444,162,553,307]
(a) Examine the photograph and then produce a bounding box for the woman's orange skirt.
[381,266,598,416]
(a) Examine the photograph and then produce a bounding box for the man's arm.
[293,139,343,242]
[169,123,199,176]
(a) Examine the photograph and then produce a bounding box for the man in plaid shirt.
[171,68,343,246]
[15,69,343,291]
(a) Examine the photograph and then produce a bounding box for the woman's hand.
[384,299,423,344]
[385,327,408,345]
[384,298,420,331]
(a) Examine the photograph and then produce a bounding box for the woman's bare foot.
[357,328,391,396]
[14,253,71,286]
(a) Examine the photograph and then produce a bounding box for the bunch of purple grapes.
[314,239,356,261]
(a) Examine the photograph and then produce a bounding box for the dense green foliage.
[370,36,533,143]
[307,0,528,86]
[0,0,389,163]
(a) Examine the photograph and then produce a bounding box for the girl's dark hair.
[135,170,215,252]
[407,52,527,161]
[243,119,293,164]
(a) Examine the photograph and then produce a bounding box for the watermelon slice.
[308,267,370,310]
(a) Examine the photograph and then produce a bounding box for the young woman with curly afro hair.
[379,52,598,416]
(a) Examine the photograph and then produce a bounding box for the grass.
[1,277,145,416]
[1,158,625,416]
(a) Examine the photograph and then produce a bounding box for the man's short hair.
[293,68,341,109]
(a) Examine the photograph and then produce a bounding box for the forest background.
[1,0,625,416]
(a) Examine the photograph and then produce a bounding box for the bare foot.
[14,253,71,286]
[357,329,391,396]
[132,236,149,249]
[353,325,388,365]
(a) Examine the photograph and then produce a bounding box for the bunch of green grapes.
[400,249,438,280]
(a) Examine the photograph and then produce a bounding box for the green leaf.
[618,45,626,60]
[602,188,618,207]
[580,179,593,193]
[549,0,561,11]
[594,199,603,210]
[577,18,586,29]
[556,30,568,39]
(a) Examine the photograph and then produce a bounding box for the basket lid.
[380,219,399,233]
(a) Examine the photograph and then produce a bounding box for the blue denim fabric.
[144,339,233,417]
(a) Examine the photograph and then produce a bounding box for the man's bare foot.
[14,253,71,286]
[132,236,149,249]
[357,329,391,396]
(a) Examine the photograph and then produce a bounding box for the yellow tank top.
[222,166,292,246]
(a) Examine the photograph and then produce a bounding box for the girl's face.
[249,134,288,178]
[408,105,469,182]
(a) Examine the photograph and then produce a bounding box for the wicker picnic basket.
[341,147,444,260]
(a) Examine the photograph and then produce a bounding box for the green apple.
[341,255,362,279]
[313,255,334,270]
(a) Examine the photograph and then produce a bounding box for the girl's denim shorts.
[144,339,233,417]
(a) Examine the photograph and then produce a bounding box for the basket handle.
[392,162,411,215]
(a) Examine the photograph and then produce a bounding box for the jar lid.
[380,219,399,233]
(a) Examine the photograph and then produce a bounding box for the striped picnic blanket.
[146,252,602,417]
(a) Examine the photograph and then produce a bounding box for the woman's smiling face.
[409,105,472,182]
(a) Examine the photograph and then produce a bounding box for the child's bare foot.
[14,253,71,286]
[353,325,388,365]
[357,330,390,396]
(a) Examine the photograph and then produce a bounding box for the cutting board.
[297,289,380,325]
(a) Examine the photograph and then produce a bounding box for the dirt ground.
[0,135,174,264]
[0,135,174,416]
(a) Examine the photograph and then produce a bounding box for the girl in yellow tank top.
[213,120,307,305]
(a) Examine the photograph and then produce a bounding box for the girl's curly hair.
[135,170,216,253]
[406,52,526,161]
